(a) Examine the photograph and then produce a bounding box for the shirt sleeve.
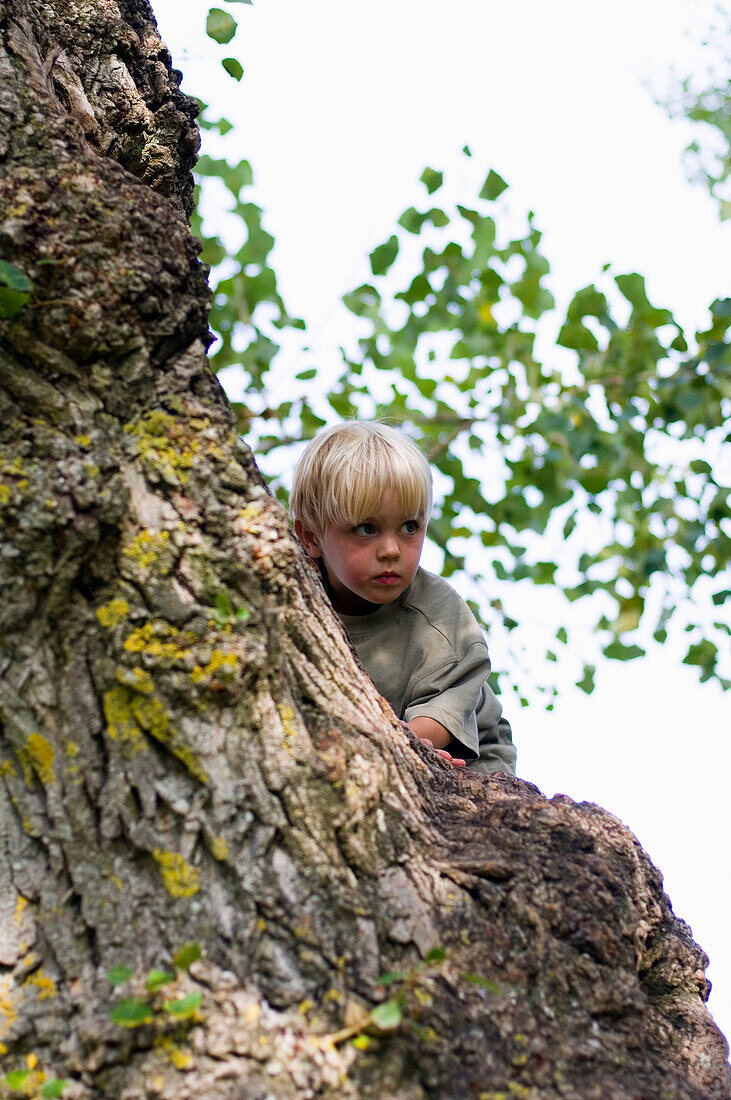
[403,640,516,775]
[471,684,517,775]
[403,640,490,760]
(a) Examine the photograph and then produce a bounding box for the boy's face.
[295,491,426,615]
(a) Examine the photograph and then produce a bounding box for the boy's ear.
[294,518,322,559]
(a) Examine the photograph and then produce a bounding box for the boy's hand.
[407,716,466,767]
[418,738,466,767]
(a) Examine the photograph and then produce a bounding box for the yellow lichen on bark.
[25,734,55,785]
[103,687,148,754]
[96,597,130,627]
[210,836,229,860]
[152,849,200,897]
[0,977,19,1041]
[23,969,57,1000]
[123,622,192,663]
[191,650,238,684]
[122,528,171,572]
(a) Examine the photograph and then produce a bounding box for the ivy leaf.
[370,999,403,1030]
[107,966,132,985]
[222,57,244,81]
[215,591,234,622]
[111,997,153,1027]
[40,1082,68,1099]
[5,1071,31,1089]
[0,260,33,291]
[375,970,407,986]
[0,260,33,318]
[206,8,237,43]
[480,169,508,201]
[163,991,203,1018]
[146,969,176,992]
[174,943,202,970]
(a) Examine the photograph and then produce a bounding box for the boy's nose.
[377,534,400,559]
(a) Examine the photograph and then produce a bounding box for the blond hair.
[290,421,433,534]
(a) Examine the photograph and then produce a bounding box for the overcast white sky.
[152,0,731,1040]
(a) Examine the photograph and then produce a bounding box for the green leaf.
[420,167,443,194]
[0,286,31,319]
[615,272,648,309]
[557,320,599,351]
[206,8,237,43]
[174,943,202,970]
[683,639,718,678]
[146,969,176,992]
[398,206,425,234]
[577,665,596,694]
[111,997,153,1027]
[5,1071,30,1089]
[369,235,399,277]
[370,999,403,1030]
[480,169,508,201]
[566,284,608,321]
[222,57,244,81]
[427,207,449,227]
[163,991,203,1018]
[107,966,132,985]
[296,369,317,381]
[40,1082,68,1099]
[423,946,447,964]
[602,641,645,661]
[0,260,33,292]
[352,1033,372,1049]
[375,971,407,986]
[215,591,234,622]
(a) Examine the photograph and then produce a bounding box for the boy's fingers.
[436,749,465,766]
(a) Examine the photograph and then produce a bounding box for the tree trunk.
[0,1,728,1097]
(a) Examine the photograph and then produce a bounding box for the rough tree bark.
[0,1,728,1097]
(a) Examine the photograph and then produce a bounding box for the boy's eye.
[401,519,420,534]
[354,522,377,536]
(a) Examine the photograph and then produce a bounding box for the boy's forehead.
[353,489,420,521]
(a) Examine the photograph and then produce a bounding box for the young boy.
[290,421,516,775]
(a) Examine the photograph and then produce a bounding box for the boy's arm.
[405,645,516,775]
[407,715,451,748]
[407,716,467,766]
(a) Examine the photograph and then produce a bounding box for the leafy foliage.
[194,5,730,703]
[656,3,731,218]
[0,260,33,319]
[107,945,204,1029]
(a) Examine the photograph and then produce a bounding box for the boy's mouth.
[373,572,401,584]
